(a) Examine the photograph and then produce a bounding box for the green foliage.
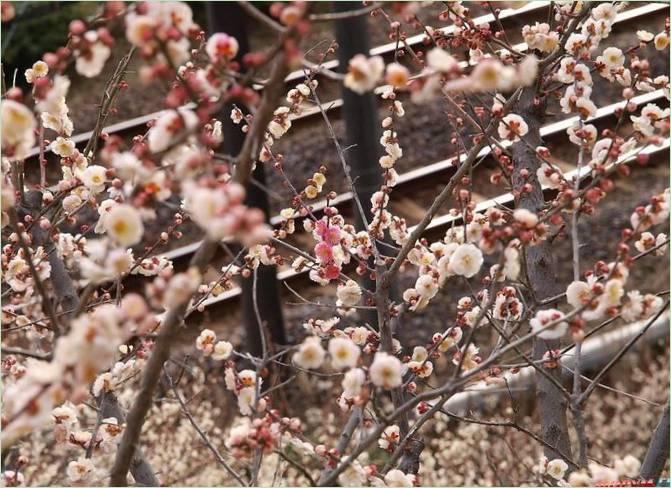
[2,2,99,75]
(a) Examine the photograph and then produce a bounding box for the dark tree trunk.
[640,403,670,482]
[333,1,382,325]
[511,88,573,465]
[206,3,286,356]
[333,1,382,228]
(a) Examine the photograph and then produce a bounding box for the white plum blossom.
[378,425,400,450]
[75,35,111,78]
[566,281,591,308]
[597,47,624,70]
[498,114,529,141]
[567,123,597,146]
[328,337,360,370]
[162,268,201,308]
[470,59,516,92]
[66,457,97,485]
[564,33,588,56]
[536,163,563,189]
[614,455,641,478]
[1,101,36,160]
[293,337,326,370]
[513,208,539,228]
[435,327,463,352]
[344,54,384,94]
[24,60,49,83]
[530,309,567,340]
[448,243,484,278]
[369,352,403,389]
[522,22,559,53]
[426,48,458,73]
[147,109,199,153]
[546,459,569,480]
[385,63,410,89]
[384,469,416,487]
[104,204,144,247]
[341,367,366,398]
[237,386,256,416]
[212,341,233,360]
[336,280,362,308]
[196,329,217,355]
[81,165,107,194]
[654,32,669,51]
[50,136,76,157]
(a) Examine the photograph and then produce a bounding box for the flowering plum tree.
[1,1,669,487]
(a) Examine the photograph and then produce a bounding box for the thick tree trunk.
[511,88,573,464]
[333,0,383,329]
[640,403,670,481]
[207,3,287,356]
[99,393,159,486]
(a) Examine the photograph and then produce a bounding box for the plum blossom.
[2,100,36,160]
[385,63,410,89]
[344,54,384,94]
[81,165,107,194]
[74,32,112,78]
[206,33,239,63]
[293,337,326,370]
[328,337,360,370]
[567,123,597,146]
[237,387,256,416]
[452,343,480,370]
[50,136,76,158]
[369,352,402,389]
[384,470,416,487]
[196,329,217,355]
[546,459,569,480]
[378,425,400,450]
[162,268,201,308]
[336,280,362,307]
[614,455,641,478]
[434,327,463,352]
[530,309,567,340]
[24,60,48,83]
[635,232,668,256]
[522,22,559,53]
[654,32,669,50]
[470,59,516,92]
[637,30,655,42]
[536,163,563,189]
[3,471,24,487]
[448,243,484,278]
[66,457,97,485]
[341,367,366,398]
[564,33,588,56]
[104,204,144,247]
[125,2,197,66]
[212,340,234,360]
[513,208,538,228]
[498,114,529,141]
[183,181,270,245]
[597,47,624,70]
[566,281,591,308]
[426,48,458,73]
[147,109,199,153]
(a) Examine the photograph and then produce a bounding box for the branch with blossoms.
[1,1,670,487]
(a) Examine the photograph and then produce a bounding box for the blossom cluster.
[1,0,670,485]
